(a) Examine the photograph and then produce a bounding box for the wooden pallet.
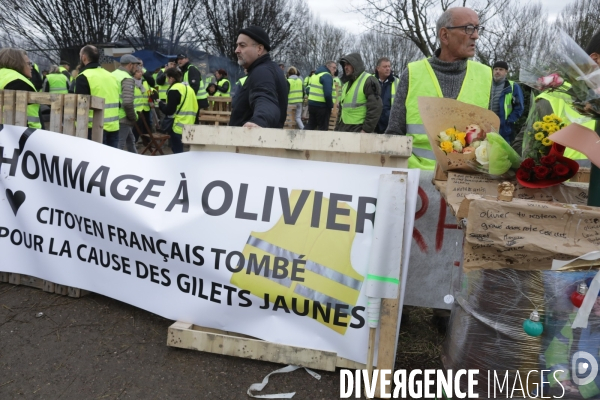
[168,322,363,371]
[0,90,103,298]
[0,273,88,298]
[199,96,231,126]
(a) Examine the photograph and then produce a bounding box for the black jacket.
[179,62,201,95]
[229,54,288,128]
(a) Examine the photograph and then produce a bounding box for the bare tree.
[126,0,200,53]
[193,0,308,64]
[0,0,131,60]
[353,0,502,57]
[476,2,553,75]
[555,0,600,49]
[359,31,422,74]
[287,17,355,76]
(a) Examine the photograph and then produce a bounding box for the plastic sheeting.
[442,268,600,399]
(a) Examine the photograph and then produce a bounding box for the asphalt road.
[0,283,348,399]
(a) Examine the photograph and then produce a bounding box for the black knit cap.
[585,30,600,55]
[493,61,509,70]
[238,26,271,51]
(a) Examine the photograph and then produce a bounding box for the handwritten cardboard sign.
[446,172,589,216]
[463,196,600,271]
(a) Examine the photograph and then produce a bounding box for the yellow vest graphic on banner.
[230,190,364,335]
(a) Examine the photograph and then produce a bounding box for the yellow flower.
[543,115,552,123]
[440,141,453,153]
[455,132,466,146]
[542,137,553,146]
[534,132,545,141]
[551,114,562,123]
[533,121,543,130]
[445,128,457,136]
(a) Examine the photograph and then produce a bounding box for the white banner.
[0,125,419,364]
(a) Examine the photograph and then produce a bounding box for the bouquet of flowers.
[518,100,580,187]
[437,124,521,175]
[516,153,579,188]
[519,30,600,118]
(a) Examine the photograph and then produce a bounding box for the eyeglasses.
[445,25,485,36]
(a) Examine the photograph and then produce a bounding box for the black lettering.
[110,174,142,201]
[150,264,159,283]
[135,179,165,208]
[273,295,290,313]
[350,306,366,329]
[0,147,20,176]
[192,246,204,266]
[86,166,110,196]
[210,282,222,303]
[261,186,274,222]
[160,268,171,286]
[327,193,352,232]
[356,197,377,233]
[333,304,349,327]
[21,150,39,179]
[62,158,88,191]
[238,290,252,307]
[247,253,270,276]
[40,154,61,185]
[235,183,257,220]
[279,188,310,225]
[311,191,323,228]
[177,274,190,293]
[122,257,131,275]
[37,207,49,224]
[225,251,245,273]
[202,180,233,216]
[272,257,289,279]
[165,174,189,213]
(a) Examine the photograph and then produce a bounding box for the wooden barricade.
[171,126,412,397]
[0,90,104,297]
[198,96,231,126]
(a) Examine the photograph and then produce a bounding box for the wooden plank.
[8,273,21,285]
[68,287,90,298]
[48,94,64,133]
[9,274,45,290]
[14,90,28,127]
[183,125,412,157]
[0,91,4,123]
[43,280,55,293]
[54,284,69,296]
[3,90,15,124]
[167,322,338,371]
[0,272,9,282]
[62,94,77,136]
[75,95,90,139]
[90,96,104,143]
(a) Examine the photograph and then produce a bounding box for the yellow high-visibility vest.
[405,58,492,170]
[0,68,41,129]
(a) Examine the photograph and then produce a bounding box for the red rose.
[521,158,536,169]
[553,163,570,177]
[516,168,531,181]
[540,154,557,166]
[534,165,550,179]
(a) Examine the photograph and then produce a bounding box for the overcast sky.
[306,0,577,33]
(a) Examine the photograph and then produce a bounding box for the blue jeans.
[88,128,119,148]
[169,129,183,154]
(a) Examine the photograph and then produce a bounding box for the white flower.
[439,132,451,142]
[471,140,481,149]
[475,141,489,165]
[453,140,463,152]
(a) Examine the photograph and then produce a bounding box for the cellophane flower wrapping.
[519,30,600,119]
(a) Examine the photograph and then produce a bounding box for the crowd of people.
[0,8,599,165]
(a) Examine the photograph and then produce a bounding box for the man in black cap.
[59,60,72,83]
[490,60,524,142]
[175,54,208,111]
[230,26,288,128]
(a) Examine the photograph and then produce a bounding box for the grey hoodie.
[336,53,382,133]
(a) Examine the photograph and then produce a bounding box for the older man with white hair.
[385,7,492,170]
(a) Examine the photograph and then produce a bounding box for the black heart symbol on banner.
[6,189,26,216]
